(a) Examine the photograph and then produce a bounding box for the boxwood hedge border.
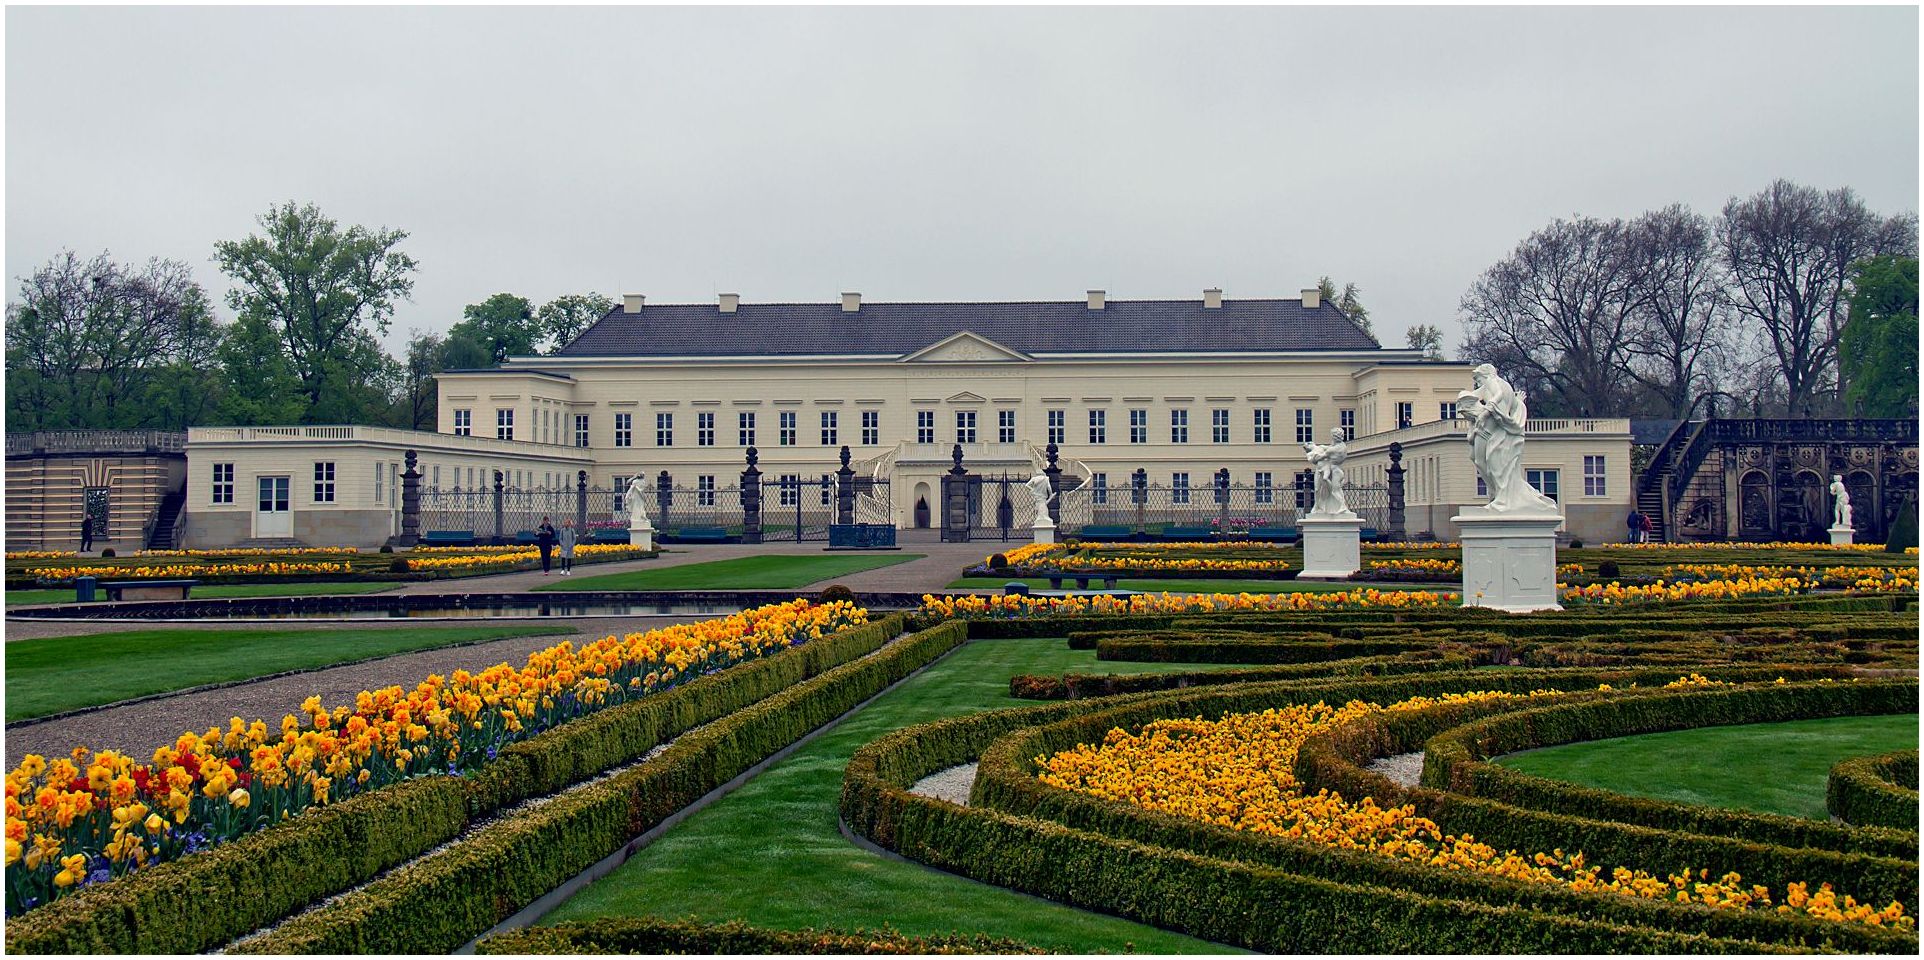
[1829,750,1921,832]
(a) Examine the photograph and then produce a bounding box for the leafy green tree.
[214,313,307,425]
[400,330,446,430]
[1839,255,1919,417]
[212,202,417,422]
[1405,324,1445,360]
[448,293,539,364]
[536,292,615,352]
[1316,276,1372,338]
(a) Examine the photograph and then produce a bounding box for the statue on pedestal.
[1459,364,1558,515]
[1020,472,1055,527]
[1301,426,1352,517]
[1831,474,1852,529]
[625,476,652,530]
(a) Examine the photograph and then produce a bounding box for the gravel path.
[1365,751,1426,788]
[909,762,979,805]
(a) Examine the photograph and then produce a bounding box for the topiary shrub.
[1568,539,1585,549]
[101,548,116,558]
[819,584,856,605]
[989,553,1009,570]
[1887,502,1918,553]
[379,544,394,554]
[1598,560,1620,579]
[389,557,411,573]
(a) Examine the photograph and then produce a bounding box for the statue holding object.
[1300,426,1353,518]
[1458,363,1559,515]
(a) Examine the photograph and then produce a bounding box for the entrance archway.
[912,481,932,528]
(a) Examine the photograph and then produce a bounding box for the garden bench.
[422,530,476,547]
[1249,527,1299,543]
[587,527,631,544]
[513,530,540,546]
[668,526,731,544]
[1160,525,1217,540]
[1045,574,1120,591]
[101,579,198,602]
[1075,525,1134,542]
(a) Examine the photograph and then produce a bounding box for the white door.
[256,476,292,537]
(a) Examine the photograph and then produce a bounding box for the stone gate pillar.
[575,470,589,531]
[398,450,421,547]
[491,470,506,545]
[1386,442,1407,540]
[836,446,856,525]
[1043,442,1064,526]
[741,447,763,544]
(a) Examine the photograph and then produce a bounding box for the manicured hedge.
[1093,632,1433,664]
[1008,652,1475,700]
[234,620,969,955]
[961,673,1912,954]
[4,614,907,955]
[1830,750,1921,832]
[1414,686,1919,860]
[840,669,1898,953]
[475,916,1043,954]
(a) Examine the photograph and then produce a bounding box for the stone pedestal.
[1453,509,1563,613]
[1031,516,1056,546]
[629,521,655,552]
[1829,524,1855,546]
[1297,514,1363,579]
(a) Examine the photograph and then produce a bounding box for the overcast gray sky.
[6,4,1918,354]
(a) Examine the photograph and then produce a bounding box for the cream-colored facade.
[174,293,1635,547]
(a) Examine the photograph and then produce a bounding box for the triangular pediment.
[899,331,1030,363]
[945,390,988,403]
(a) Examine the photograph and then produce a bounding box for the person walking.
[557,519,578,576]
[1626,510,1645,544]
[1639,512,1654,544]
[536,516,557,575]
[79,516,94,553]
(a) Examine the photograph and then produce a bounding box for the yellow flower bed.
[1036,690,1911,929]
[1367,558,1460,574]
[1364,541,1460,549]
[132,546,362,558]
[3,599,866,912]
[24,561,354,583]
[986,542,1293,574]
[399,543,645,572]
[4,551,77,560]
[1616,541,1894,552]
[1559,576,1813,604]
[922,589,1454,620]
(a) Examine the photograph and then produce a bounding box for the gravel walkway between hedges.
[1366,751,1426,788]
[909,762,979,806]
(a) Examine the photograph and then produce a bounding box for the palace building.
[124,288,1631,550]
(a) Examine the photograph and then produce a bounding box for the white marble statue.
[1458,364,1558,514]
[1301,426,1352,517]
[1831,474,1852,529]
[625,476,652,529]
[1021,472,1055,526]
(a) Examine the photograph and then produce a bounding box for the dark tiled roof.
[552,298,1382,358]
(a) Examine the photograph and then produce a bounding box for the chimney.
[1087,289,1106,310]
[842,291,861,313]
[622,293,645,313]
[1301,287,1321,310]
[1203,287,1223,309]
[718,293,739,314]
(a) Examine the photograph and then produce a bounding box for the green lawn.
[946,576,1451,594]
[545,637,1231,953]
[6,581,398,607]
[1495,714,1920,820]
[535,554,922,592]
[4,625,574,722]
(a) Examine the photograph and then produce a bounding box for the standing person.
[1639,512,1654,543]
[1626,510,1644,544]
[557,519,578,576]
[79,515,94,553]
[536,516,556,575]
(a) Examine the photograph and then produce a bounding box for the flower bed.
[4,599,865,916]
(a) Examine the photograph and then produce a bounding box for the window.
[1396,402,1413,429]
[821,410,839,446]
[1252,408,1272,444]
[697,412,715,446]
[1171,472,1190,504]
[453,409,472,436]
[1212,408,1230,444]
[1583,455,1607,497]
[612,476,629,512]
[1128,409,1148,444]
[916,410,936,444]
[1092,472,1108,505]
[1254,471,1274,505]
[495,408,514,440]
[861,410,879,445]
[1170,409,1189,444]
[574,414,589,447]
[211,463,234,504]
[1340,409,1355,441]
[1295,470,1314,509]
[1087,409,1106,444]
[614,413,633,448]
[779,411,797,446]
[537,409,547,444]
[1440,401,1457,422]
[313,462,335,503]
[997,409,1017,444]
[655,412,673,446]
[1527,468,1560,502]
[697,474,716,507]
[1047,409,1065,445]
[738,412,756,447]
[954,410,977,444]
[431,465,441,491]
[374,462,384,503]
[1295,408,1314,443]
[778,474,800,507]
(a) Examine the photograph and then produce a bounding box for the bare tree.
[1459,216,1651,416]
[1405,324,1446,360]
[1718,180,1917,417]
[1622,204,1730,418]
